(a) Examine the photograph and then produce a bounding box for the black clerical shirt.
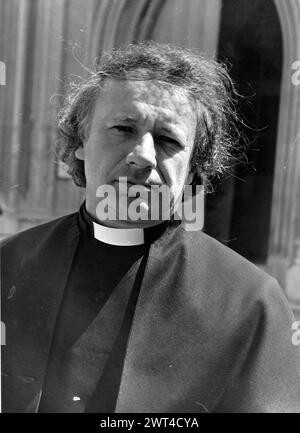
[38,205,167,413]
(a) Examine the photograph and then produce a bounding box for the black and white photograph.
[0,0,300,417]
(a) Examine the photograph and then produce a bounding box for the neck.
[85,201,164,229]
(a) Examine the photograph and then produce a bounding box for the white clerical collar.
[92,220,144,246]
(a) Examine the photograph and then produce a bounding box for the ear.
[75,146,85,161]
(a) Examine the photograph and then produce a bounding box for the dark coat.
[1,211,300,413]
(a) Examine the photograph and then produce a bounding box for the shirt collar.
[92,221,144,246]
[78,202,172,246]
[77,203,144,246]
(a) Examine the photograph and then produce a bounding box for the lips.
[115,179,162,188]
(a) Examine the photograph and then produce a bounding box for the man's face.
[75,78,197,228]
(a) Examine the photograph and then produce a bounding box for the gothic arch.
[267,0,300,291]
[89,0,221,60]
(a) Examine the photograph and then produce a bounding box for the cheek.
[84,145,124,184]
[173,151,192,178]
[85,136,109,166]
[161,157,190,189]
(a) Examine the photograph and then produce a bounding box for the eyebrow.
[110,114,137,122]
[110,115,182,129]
[109,114,189,144]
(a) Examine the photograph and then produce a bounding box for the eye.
[156,135,182,149]
[111,125,134,134]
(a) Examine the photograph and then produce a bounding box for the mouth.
[114,179,162,189]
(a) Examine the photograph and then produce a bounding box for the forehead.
[93,78,196,128]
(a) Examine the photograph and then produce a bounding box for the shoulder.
[0,211,79,259]
[1,211,80,307]
[167,223,271,281]
[163,224,287,314]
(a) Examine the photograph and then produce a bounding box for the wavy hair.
[56,41,242,188]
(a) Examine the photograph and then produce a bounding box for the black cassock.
[2,204,300,412]
[38,205,166,412]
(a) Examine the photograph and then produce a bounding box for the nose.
[126,132,157,170]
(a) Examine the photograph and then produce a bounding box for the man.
[1,42,300,413]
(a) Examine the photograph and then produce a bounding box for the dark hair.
[56,41,241,188]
